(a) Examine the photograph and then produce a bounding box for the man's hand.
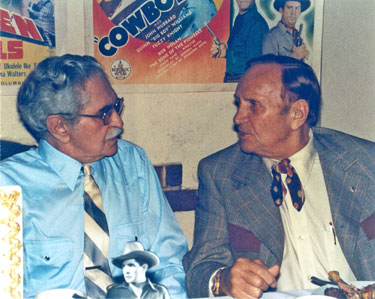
[220,258,280,299]
[291,44,310,60]
[210,42,227,58]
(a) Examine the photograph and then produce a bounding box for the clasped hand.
[221,258,280,299]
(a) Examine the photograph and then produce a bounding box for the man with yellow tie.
[0,54,187,299]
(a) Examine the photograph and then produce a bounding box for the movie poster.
[93,0,323,85]
[256,0,323,80]
[0,0,56,88]
[93,0,230,85]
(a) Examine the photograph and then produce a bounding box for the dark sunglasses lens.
[115,98,123,113]
[103,99,123,125]
[103,111,111,125]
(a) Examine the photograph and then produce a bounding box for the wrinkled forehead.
[235,63,284,100]
[82,75,116,102]
[241,63,282,85]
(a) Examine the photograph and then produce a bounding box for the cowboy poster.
[92,0,323,85]
[257,0,323,79]
[93,0,230,85]
[0,0,56,88]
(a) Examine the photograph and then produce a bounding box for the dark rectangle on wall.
[164,189,197,212]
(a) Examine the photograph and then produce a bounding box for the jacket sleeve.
[183,158,235,298]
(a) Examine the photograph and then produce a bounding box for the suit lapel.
[315,136,368,267]
[230,153,284,263]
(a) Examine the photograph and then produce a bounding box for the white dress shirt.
[263,131,356,291]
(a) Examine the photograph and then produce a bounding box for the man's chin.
[105,140,119,157]
[239,142,254,154]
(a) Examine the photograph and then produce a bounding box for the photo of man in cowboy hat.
[106,242,169,299]
[263,0,311,60]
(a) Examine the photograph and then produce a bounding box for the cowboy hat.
[273,0,311,12]
[112,241,159,270]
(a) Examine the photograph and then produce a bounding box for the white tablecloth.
[261,289,314,298]
[205,289,317,299]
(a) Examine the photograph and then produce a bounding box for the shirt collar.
[281,20,296,30]
[39,139,83,191]
[278,21,293,33]
[263,129,316,180]
[287,130,316,180]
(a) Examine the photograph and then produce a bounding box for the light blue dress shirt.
[0,139,187,299]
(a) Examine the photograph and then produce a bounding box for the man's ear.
[290,99,309,130]
[46,115,71,143]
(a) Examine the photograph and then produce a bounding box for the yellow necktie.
[83,164,112,297]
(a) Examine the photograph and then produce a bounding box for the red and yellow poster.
[93,0,230,84]
[0,0,56,88]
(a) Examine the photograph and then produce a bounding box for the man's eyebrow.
[98,104,112,113]
[98,98,118,113]
[233,95,240,106]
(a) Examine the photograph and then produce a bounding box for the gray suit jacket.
[183,127,375,298]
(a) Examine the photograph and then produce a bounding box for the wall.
[1,0,374,246]
[320,0,375,141]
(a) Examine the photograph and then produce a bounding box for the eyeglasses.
[78,97,124,126]
[57,97,124,126]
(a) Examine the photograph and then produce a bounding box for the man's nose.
[233,105,246,125]
[110,109,124,128]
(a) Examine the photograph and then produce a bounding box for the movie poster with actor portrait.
[92,0,323,86]
[256,0,323,80]
[0,0,56,88]
[93,0,230,85]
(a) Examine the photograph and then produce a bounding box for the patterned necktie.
[270,159,305,211]
[83,164,113,298]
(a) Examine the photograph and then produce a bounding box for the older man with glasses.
[0,54,187,299]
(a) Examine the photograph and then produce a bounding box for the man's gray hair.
[17,54,109,140]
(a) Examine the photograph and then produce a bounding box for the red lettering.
[0,41,6,59]
[0,8,17,34]
[12,13,43,41]
[0,41,23,59]
[8,40,23,59]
